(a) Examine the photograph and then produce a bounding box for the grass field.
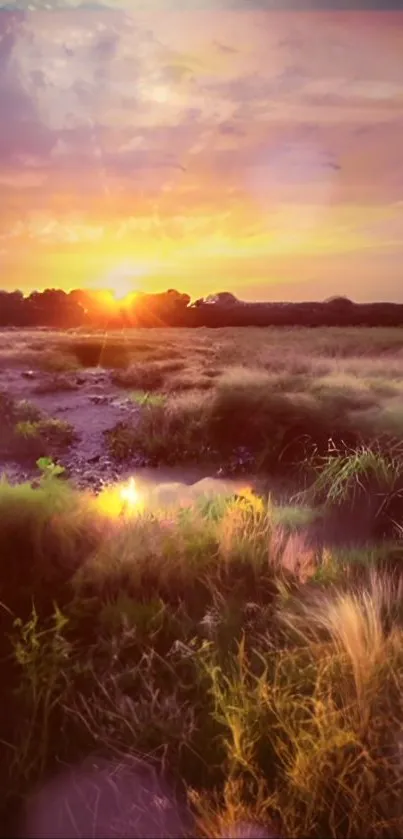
[2,326,403,470]
[1,326,403,837]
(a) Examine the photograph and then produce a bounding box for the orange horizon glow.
[1,6,403,302]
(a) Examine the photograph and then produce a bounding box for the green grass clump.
[0,394,74,463]
[301,441,403,540]
[13,417,75,460]
[107,392,213,464]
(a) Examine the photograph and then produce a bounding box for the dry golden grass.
[3,328,403,454]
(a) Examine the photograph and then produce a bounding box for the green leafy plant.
[36,457,66,481]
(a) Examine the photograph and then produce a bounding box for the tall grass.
[1,472,403,837]
[301,441,403,539]
[106,367,373,470]
[3,327,403,473]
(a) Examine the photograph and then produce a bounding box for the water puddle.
[97,468,257,517]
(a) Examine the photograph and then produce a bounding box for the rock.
[89,394,111,405]
[22,370,35,379]
[82,470,97,482]
[87,454,101,464]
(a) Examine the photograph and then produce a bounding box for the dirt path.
[0,367,140,490]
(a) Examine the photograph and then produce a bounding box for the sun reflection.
[120,477,142,509]
[97,477,144,518]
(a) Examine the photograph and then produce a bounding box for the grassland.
[1,326,403,837]
[2,326,403,471]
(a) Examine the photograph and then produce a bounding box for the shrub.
[107,392,213,464]
[209,367,358,462]
[112,363,166,390]
[301,441,403,539]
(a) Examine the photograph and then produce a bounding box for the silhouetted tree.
[0,291,25,325]
[204,292,240,305]
[0,288,403,328]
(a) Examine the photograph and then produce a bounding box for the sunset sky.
[1,0,403,302]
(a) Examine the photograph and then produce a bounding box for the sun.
[97,261,149,300]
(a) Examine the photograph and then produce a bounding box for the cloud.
[7,1,399,8]
[0,11,57,163]
[214,39,238,53]
[0,0,402,293]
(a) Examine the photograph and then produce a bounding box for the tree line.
[1,288,403,328]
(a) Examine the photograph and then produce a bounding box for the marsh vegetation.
[1,326,403,837]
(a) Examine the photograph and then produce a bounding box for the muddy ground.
[0,364,385,550]
[0,365,145,491]
[0,364,256,494]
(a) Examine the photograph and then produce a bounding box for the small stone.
[87,454,100,464]
[22,370,35,379]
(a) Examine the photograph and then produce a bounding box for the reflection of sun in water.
[120,477,142,509]
[97,477,144,518]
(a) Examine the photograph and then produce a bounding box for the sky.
[0,0,403,302]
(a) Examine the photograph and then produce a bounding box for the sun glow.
[96,261,151,300]
[97,477,144,518]
[120,477,142,509]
